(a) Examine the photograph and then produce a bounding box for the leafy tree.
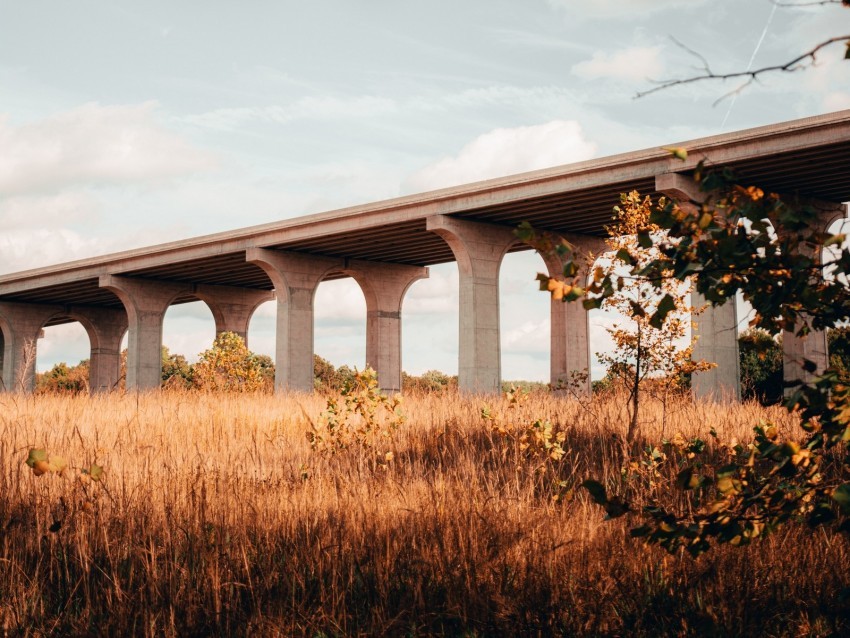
[36,360,89,394]
[592,191,714,443]
[738,329,783,404]
[192,332,267,392]
[402,369,458,393]
[527,159,850,555]
[161,346,192,388]
[252,353,275,391]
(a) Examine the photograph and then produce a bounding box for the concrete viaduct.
[1,111,849,396]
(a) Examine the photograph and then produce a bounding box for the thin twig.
[636,35,850,99]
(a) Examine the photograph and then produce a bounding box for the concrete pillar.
[245,248,342,393]
[691,294,741,401]
[657,172,741,401]
[194,284,274,345]
[781,201,847,392]
[0,302,61,392]
[99,275,195,391]
[426,215,516,393]
[344,260,429,393]
[540,234,606,395]
[71,306,128,393]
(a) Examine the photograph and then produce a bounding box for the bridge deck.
[2,110,849,322]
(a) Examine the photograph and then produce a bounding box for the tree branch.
[636,35,850,99]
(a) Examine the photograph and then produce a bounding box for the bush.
[738,329,783,404]
[192,332,268,392]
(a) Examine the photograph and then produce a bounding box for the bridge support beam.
[0,302,60,392]
[345,260,428,393]
[194,284,274,345]
[541,234,606,396]
[246,248,342,393]
[99,275,194,391]
[427,215,516,394]
[657,173,741,401]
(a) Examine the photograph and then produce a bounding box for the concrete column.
[0,301,61,392]
[344,260,429,393]
[71,306,128,393]
[99,275,194,391]
[194,284,274,345]
[781,200,847,392]
[426,215,516,393]
[691,294,741,401]
[540,234,606,395]
[245,248,342,393]
[657,172,741,401]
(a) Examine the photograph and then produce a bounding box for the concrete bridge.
[1,111,849,396]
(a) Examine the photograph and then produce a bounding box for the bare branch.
[636,35,850,99]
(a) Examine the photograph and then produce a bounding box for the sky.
[1,0,848,380]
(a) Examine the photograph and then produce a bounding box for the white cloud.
[0,102,217,196]
[502,319,549,354]
[403,266,459,315]
[0,228,105,273]
[0,191,101,229]
[572,46,664,82]
[405,120,597,192]
[823,92,850,112]
[315,280,367,321]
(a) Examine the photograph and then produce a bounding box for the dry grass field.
[1,388,848,637]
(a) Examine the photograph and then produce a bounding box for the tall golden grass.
[1,389,847,636]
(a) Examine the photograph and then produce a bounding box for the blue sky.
[1,0,848,379]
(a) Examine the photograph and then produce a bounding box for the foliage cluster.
[738,328,784,404]
[37,333,274,393]
[36,359,90,394]
[528,162,850,556]
[401,368,458,394]
[307,367,405,469]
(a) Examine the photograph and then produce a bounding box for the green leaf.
[615,248,634,266]
[581,479,608,505]
[26,449,48,468]
[86,464,104,482]
[833,483,850,514]
[716,464,738,479]
[582,297,604,311]
[562,260,579,278]
[637,230,653,249]
[564,286,585,302]
[824,233,846,247]
[649,294,677,329]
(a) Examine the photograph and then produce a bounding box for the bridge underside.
[0,111,848,395]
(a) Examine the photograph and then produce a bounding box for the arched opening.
[313,276,367,381]
[247,299,277,361]
[499,248,549,387]
[161,299,217,387]
[36,319,92,393]
[401,261,459,383]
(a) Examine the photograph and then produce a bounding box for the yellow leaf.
[662,146,688,161]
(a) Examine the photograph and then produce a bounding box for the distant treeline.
[35,327,850,402]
